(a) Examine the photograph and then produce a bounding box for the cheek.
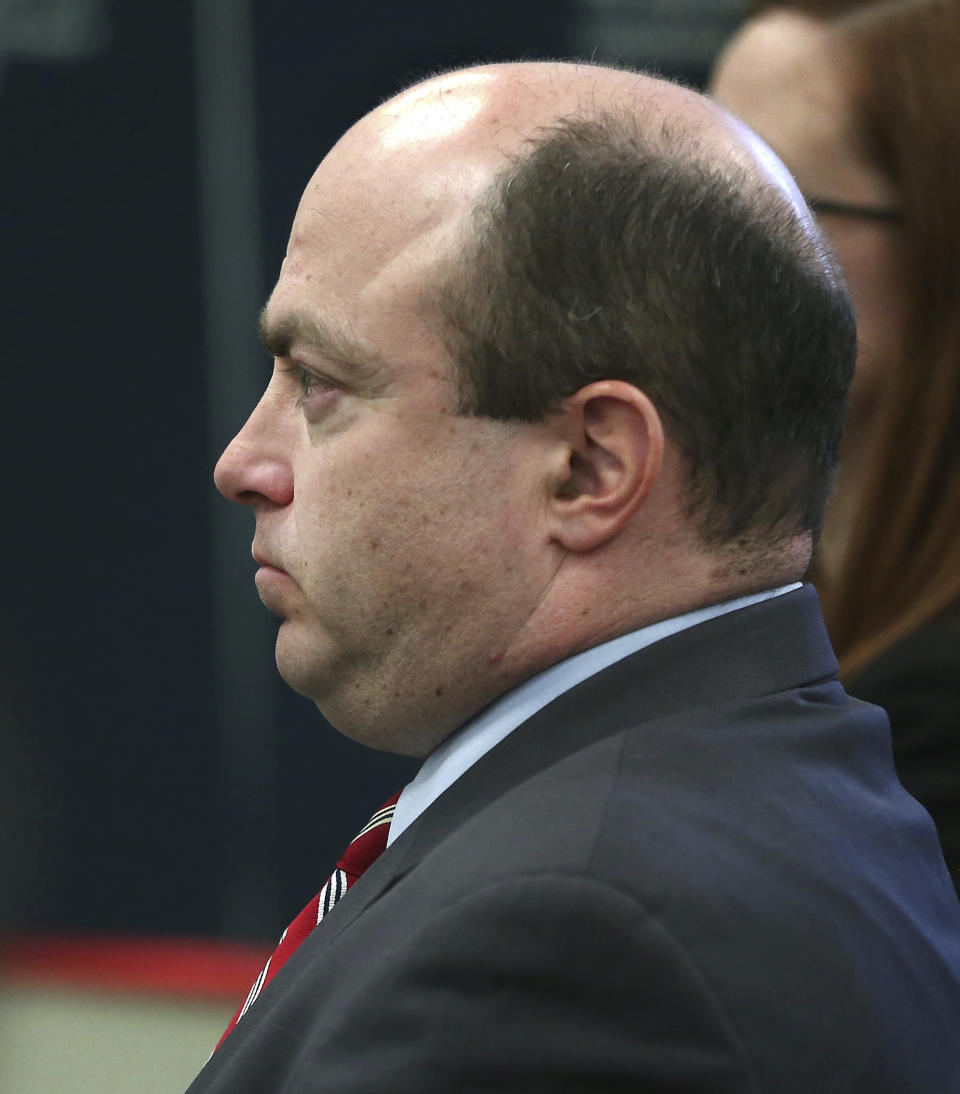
[828,223,909,410]
[289,455,437,605]
[286,421,533,621]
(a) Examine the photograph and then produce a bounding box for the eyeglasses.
[805,195,904,223]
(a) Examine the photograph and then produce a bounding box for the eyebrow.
[257,305,390,386]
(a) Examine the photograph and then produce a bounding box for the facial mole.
[370,539,379,550]
[434,686,444,696]
[386,628,394,636]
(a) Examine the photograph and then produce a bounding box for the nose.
[214,389,294,508]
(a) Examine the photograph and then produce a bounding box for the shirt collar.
[388,582,801,845]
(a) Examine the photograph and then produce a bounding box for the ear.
[546,380,664,553]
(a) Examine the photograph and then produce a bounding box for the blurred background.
[1,0,744,1088]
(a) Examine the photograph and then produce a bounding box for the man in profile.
[191,61,960,1093]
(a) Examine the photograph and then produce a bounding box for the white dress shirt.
[388,583,801,845]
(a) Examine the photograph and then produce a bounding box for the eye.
[292,364,320,396]
[280,362,339,422]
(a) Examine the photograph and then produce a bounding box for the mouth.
[252,556,296,619]
[251,546,296,619]
[252,546,288,576]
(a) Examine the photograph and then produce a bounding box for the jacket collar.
[299,583,836,958]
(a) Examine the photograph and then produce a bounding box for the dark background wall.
[1,0,741,941]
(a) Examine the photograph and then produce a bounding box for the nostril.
[214,449,294,509]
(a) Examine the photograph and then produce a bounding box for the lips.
[252,546,288,575]
[252,549,296,618]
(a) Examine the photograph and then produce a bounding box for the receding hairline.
[444,104,838,310]
[372,58,785,199]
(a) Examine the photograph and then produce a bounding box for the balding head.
[324,62,847,543]
[275,61,855,549]
[218,62,855,750]
[328,61,817,240]
[272,61,855,550]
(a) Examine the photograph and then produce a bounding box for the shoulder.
[380,696,960,1093]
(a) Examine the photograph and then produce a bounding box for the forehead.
[263,143,478,399]
[274,107,492,326]
[264,81,521,398]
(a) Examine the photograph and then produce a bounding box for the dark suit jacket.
[846,613,960,898]
[188,586,960,1093]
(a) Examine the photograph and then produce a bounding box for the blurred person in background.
[712,0,960,894]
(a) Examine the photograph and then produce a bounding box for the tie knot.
[336,791,401,885]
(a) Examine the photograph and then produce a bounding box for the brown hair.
[790,0,960,674]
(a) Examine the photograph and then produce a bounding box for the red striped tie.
[216,791,401,1049]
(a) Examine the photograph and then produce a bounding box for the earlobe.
[548,381,664,553]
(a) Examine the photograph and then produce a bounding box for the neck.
[530,534,806,673]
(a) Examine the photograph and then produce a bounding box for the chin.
[274,626,335,700]
[304,673,441,758]
[272,628,447,756]
[276,660,329,706]
[273,631,371,731]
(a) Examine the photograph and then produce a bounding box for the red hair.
[746,1,960,675]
